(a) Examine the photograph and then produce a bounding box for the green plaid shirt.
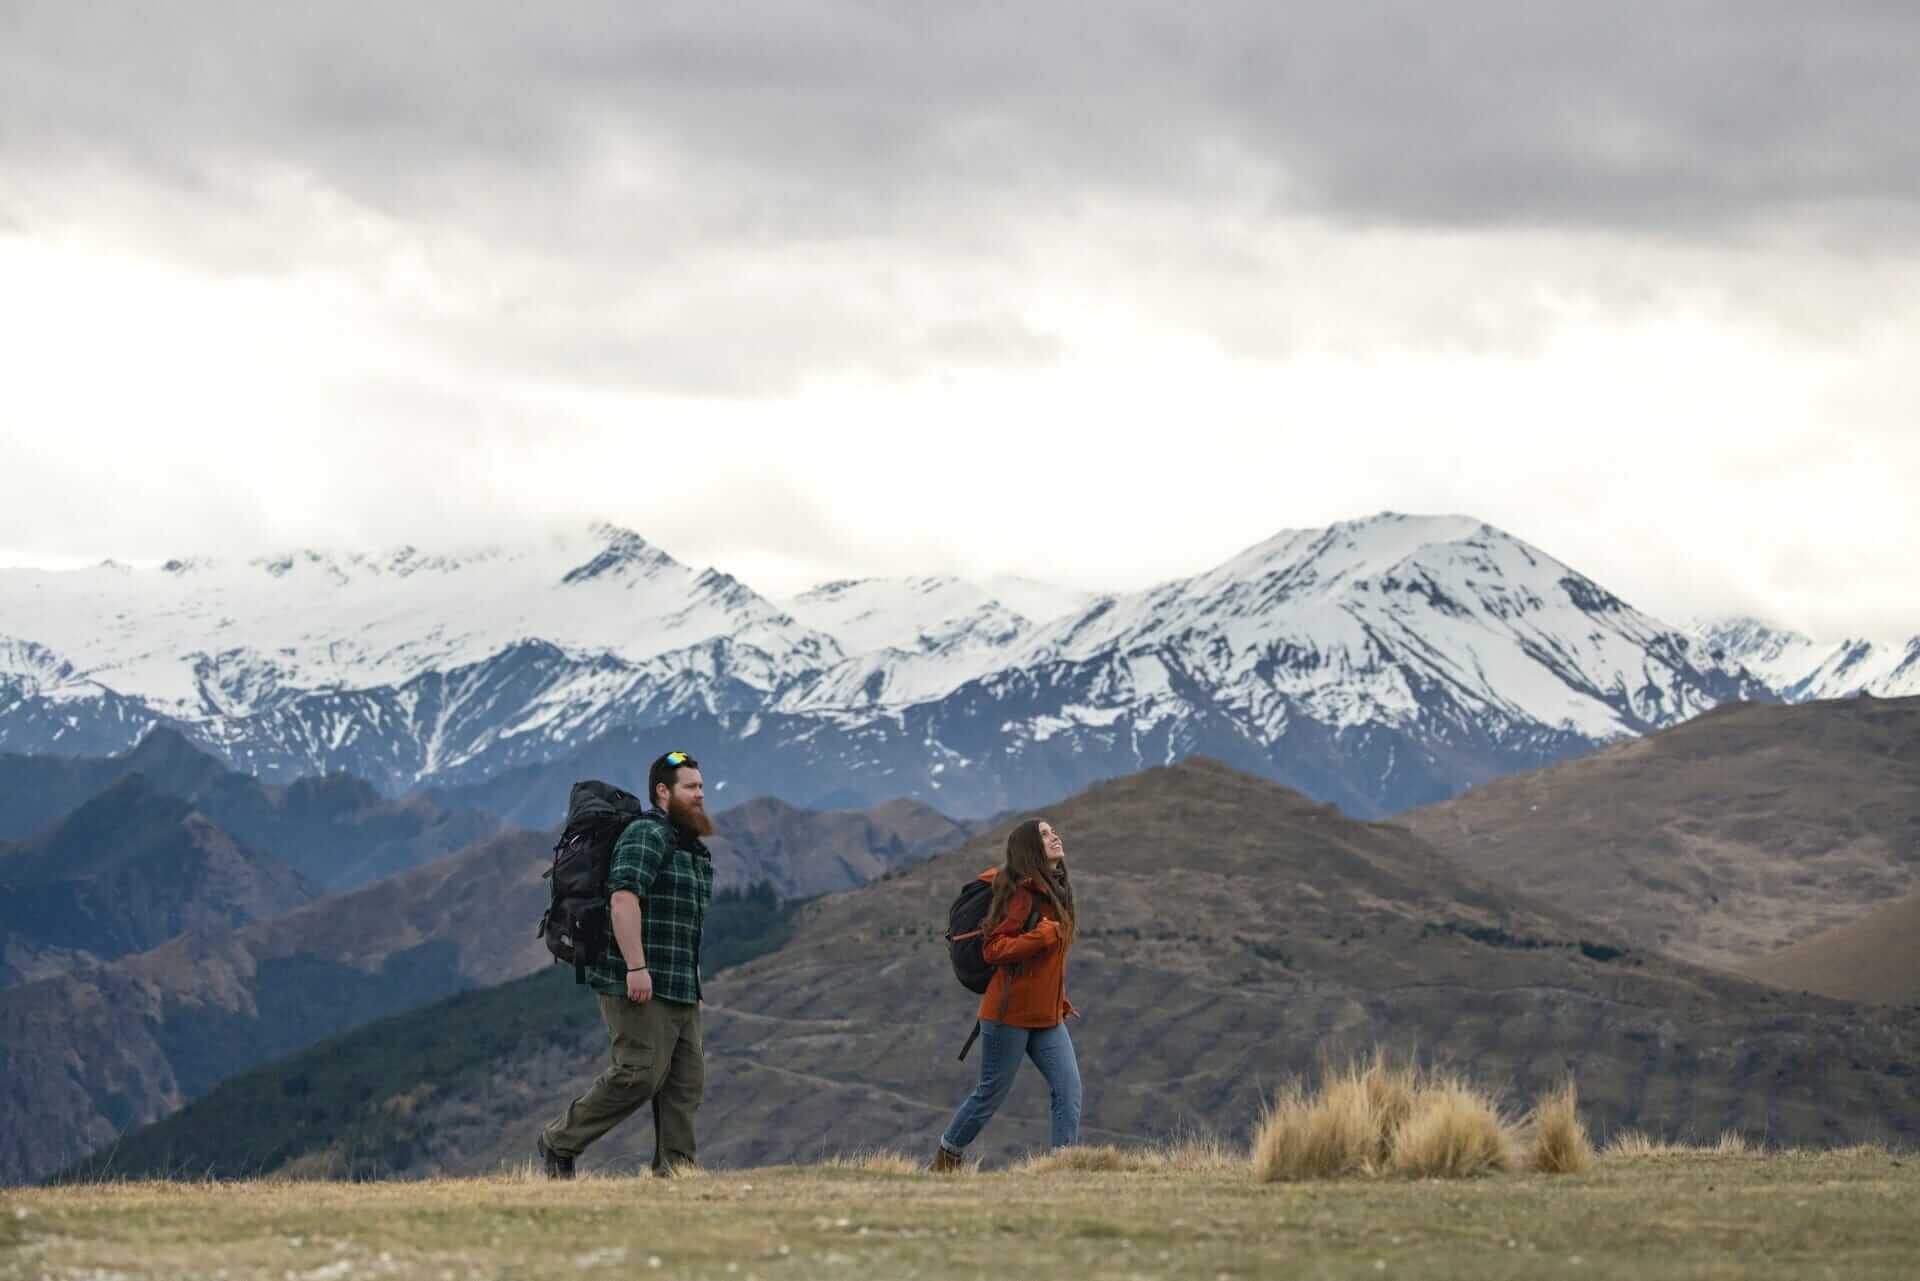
[587,811,714,1004]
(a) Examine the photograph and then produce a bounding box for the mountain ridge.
[0,728,503,892]
[3,513,1782,817]
[69,756,1920,1181]
[0,775,319,987]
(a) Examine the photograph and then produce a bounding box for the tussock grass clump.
[1253,1049,1599,1182]
[1385,1076,1517,1179]
[1013,1135,1244,1176]
[1714,1131,1755,1157]
[1602,1130,1762,1160]
[1253,1075,1381,1181]
[1145,1134,1245,1174]
[1360,1050,1420,1164]
[1015,1145,1154,1175]
[822,1151,923,1176]
[1526,1080,1596,1174]
[1253,1050,1429,1181]
[1603,1129,1679,1159]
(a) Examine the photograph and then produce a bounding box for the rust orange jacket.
[974,867,1078,1029]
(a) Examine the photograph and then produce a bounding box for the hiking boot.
[537,1135,575,1180]
[928,1144,964,1174]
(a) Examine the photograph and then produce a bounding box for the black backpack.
[538,780,648,984]
[943,875,1040,1059]
[944,877,1000,995]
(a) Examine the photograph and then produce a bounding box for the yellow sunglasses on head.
[664,751,689,766]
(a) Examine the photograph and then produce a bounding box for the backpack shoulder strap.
[611,812,677,898]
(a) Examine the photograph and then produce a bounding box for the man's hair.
[648,751,700,807]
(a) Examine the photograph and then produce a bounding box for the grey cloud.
[7,2,1920,248]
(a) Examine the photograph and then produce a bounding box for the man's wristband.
[627,965,648,973]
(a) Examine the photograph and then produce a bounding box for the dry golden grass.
[1253,1074,1380,1181]
[1527,1079,1596,1174]
[1254,1050,1527,1182]
[11,1147,1920,1281]
[1385,1075,1517,1179]
[1143,1134,1245,1174]
[1359,1049,1420,1164]
[1600,1129,1770,1160]
[821,1150,925,1176]
[1013,1144,1154,1175]
[1016,1136,1246,1176]
[1603,1128,1681,1158]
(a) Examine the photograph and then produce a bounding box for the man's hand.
[626,968,654,1004]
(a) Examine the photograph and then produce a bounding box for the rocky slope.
[1399,695,1920,969]
[0,729,502,892]
[73,759,1920,1181]
[0,776,317,986]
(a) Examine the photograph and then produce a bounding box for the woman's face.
[1038,821,1066,864]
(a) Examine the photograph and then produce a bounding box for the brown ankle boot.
[928,1144,964,1174]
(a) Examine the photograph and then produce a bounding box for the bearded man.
[538,750,716,1178]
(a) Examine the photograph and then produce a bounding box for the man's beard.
[667,794,714,837]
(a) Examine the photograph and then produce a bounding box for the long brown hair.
[983,818,1075,945]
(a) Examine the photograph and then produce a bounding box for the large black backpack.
[944,878,1000,995]
[538,780,648,984]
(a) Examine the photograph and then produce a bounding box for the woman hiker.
[931,818,1081,1171]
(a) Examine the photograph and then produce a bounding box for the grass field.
[5,1146,1917,1281]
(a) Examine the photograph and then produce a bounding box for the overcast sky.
[3,2,1917,638]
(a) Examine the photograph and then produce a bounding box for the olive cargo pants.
[543,993,704,1173]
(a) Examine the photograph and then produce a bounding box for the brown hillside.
[1741,891,1920,1006]
[0,794,974,1185]
[705,796,982,898]
[400,759,1920,1177]
[1398,696,1920,969]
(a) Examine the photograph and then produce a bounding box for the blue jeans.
[940,1019,1082,1154]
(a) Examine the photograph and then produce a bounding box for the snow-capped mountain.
[1692,617,1920,702]
[0,525,842,781]
[1,515,1783,817]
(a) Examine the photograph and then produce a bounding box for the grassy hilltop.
[6,1147,1919,1281]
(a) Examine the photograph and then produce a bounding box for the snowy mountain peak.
[784,575,1036,657]
[1690,615,1920,701]
[690,568,761,613]
[1024,512,1761,742]
[1209,513,1517,602]
[1690,617,1819,676]
[561,525,678,586]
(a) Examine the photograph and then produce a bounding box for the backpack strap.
[606,812,675,904]
[959,904,1046,1060]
